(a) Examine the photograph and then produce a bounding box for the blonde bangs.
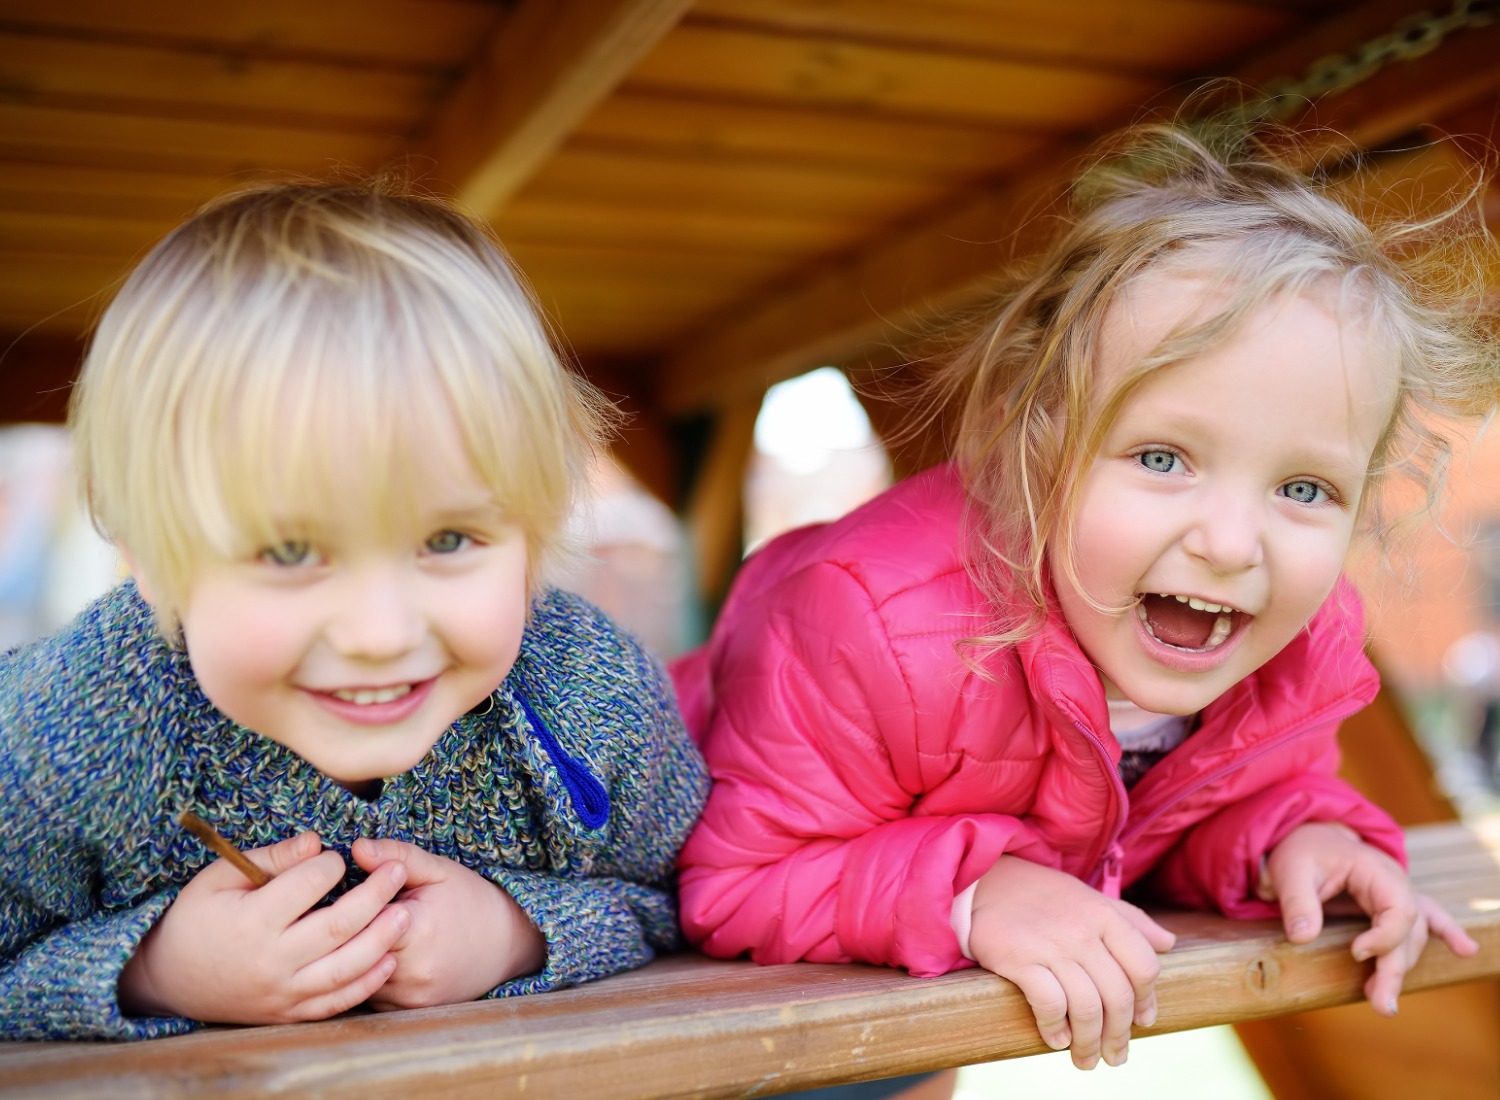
[71,180,611,630]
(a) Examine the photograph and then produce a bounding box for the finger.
[293,904,412,1008]
[1006,963,1072,1054]
[255,831,325,877]
[288,859,408,958]
[1348,889,1417,962]
[1102,915,1166,1028]
[288,953,399,1022]
[1080,949,1137,1068]
[351,836,450,888]
[1051,960,1105,1071]
[1362,918,1424,1018]
[1417,895,1479,958]
[1270,861,1326,944]
[251,848,352,923]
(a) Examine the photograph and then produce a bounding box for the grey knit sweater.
[0,582,708,1041]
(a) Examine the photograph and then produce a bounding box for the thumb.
[352,836,449,886]
[1120,901,1177,953]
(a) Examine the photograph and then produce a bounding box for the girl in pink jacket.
[672,119,1497,1075]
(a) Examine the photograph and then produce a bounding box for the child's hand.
[118,831,411,1024]
[1261,822,1479,1015]
[967,855,1176,1070]
[351,838,546,1010]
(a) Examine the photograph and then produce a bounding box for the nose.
[1180,487,1266,574]
[325,566,426,660]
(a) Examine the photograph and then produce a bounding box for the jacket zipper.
[1078,688,1366,893]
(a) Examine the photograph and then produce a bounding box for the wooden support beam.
[683,394,760,609]
[413,0,696,219]
[655,0,1498,415]
[1,817,1496,1098]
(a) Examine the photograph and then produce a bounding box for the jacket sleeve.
[678,560,1057,978]
[485,628,710,996]
[1147,734,1407,919]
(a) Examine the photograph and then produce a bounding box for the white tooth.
[1204,615,1232,649]
[1137,604,1159,640]
[1174,594,1188,603]
[1188,597,1207,611]
[333,684,412,705]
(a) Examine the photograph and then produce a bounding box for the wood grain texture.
[1,818,1496,1099]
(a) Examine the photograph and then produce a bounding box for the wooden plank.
[0,104,399,178]
[414,0,695,219]
[496,195,871,256]
[517,146,951,218]
[0,818,1494,1099]
[0,32,443,127]
[653,0,1483,413]
[0,0,502,68]
[628,23,1163,127]
[575,90,1053,177]
[0,209,178,257]
[690,0,1296,73]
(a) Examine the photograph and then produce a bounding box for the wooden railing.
[2,817,1497,1099]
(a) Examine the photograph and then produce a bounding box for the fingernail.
[1387,997,1399,1015]
[1138,1008,1157,1028]
[1288,917,1310,936]
[1352,948,1370,962]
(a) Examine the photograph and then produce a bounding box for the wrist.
[117,927,174,1019]
[494,884,546,982]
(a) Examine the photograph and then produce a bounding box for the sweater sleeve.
[678,560,1057,978]
[1147,735,1406,918]
[0,882,192,1041]
[480,601,710,996]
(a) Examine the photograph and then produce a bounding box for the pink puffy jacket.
[673,464,1405,977]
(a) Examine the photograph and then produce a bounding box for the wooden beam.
[655,0,1498,414]
[413,0,695,219]
[1,817,1496,1098]
[684,395,760,609]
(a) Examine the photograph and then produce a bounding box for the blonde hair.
[70,178,614,635]
[934,119,1499,649]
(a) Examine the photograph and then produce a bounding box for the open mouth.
[1136,593,1244,652]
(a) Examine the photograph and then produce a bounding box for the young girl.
[673,121,1496,1075]
[0,181,708,1040]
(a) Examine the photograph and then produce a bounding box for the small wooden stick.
[177,810,272,887]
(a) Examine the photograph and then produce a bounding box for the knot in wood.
[1246,955,1281,995]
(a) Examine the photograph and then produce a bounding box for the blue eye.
[260,540,317,566]
[426,530,470,554]
[1280,480,1328,505]
[1138,450,1179,473]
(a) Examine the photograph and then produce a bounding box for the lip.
[1132,603,1251,674]
[302,677,438,726]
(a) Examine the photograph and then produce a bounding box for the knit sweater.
[0,582,709,1041]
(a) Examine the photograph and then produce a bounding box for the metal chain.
[1238,0,1498,122]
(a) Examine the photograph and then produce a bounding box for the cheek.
[181,599,306,714]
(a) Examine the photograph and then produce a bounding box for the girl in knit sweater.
[0,181,707,1040]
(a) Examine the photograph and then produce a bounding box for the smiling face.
[171,428,530,790]
[1050,272,1398,715]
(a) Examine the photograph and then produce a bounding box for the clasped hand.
[118,833,545,1024]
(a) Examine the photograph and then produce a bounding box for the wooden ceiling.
[2,1,1498,508]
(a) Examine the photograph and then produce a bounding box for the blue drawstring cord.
[513,690,611,830]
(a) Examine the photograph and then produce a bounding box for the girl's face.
[169,431,530,791]
[1051,273,1398,716]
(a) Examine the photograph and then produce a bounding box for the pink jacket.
[673,464,1404,977]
